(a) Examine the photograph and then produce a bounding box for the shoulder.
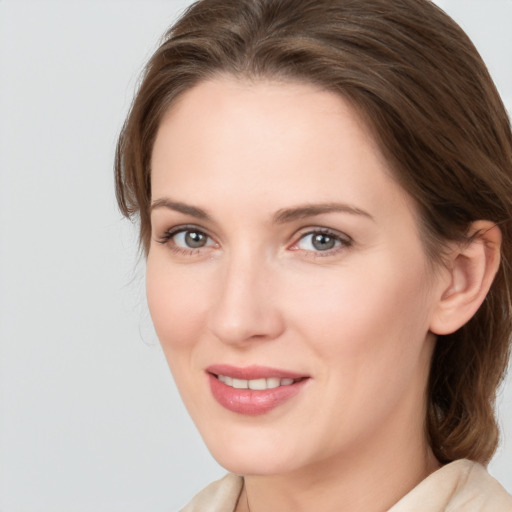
[447,461,512,511]
[389,460,512,512]
[179,474,244,512]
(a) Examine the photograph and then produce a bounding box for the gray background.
[0,1,511,510]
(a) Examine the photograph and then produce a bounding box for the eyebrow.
[150,198,373,224]
[273,203,374,224]
[150,198,212,221]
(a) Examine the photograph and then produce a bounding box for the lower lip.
[208,374,308,415]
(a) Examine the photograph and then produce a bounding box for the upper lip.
[206,364,308,380]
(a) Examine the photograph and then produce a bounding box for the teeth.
[217,375,299,390]
[248,378,266,390]
[218,375,233,386]
[232,378,248,389]
[266,377,280,389]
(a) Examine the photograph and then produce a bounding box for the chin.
[199,425,306,476]
[212,450,299,477]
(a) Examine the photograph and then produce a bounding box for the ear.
[429,221,502,336]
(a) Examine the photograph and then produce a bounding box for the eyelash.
[156,225,215,256]
[290,228,353,257]
[156,225,353,258]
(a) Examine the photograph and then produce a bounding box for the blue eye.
[173,229,212,249]
[296,230,350,253]
[158,227,216,253]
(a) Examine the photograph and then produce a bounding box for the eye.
[157,226,216,253]
[173,229,211,249]
[292,229,352,255]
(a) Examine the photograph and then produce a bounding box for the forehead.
[152,76,380,163]
[150,77,413,221]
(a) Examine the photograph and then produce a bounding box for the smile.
[207,365,309,415]
[216,374,299,390]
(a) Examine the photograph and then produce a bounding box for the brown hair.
[115,0,512,464]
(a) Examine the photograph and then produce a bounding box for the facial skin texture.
[147,78,450,512]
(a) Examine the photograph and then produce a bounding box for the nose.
[207,251,285,346]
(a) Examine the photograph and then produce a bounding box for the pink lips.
[207,364,309,416]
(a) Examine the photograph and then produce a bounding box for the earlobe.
[429,221,501,336]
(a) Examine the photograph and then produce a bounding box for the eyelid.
[154,224,352,257]
[289,227,353,255]
[155,224,218,252]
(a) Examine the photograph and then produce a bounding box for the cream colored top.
[179,460,512,511]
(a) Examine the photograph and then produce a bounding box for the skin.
[147,77,455,512]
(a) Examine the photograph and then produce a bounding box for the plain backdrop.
[0,1,511,511]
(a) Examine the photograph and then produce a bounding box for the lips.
[207,365,309,415]
[217,374,298,390]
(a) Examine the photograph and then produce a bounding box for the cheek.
[284,255,432,363]
[146,255,210,353]
[285,258,434,435]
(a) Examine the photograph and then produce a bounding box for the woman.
[115,0,512,510]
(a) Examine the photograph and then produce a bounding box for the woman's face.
[147,78,445,476]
